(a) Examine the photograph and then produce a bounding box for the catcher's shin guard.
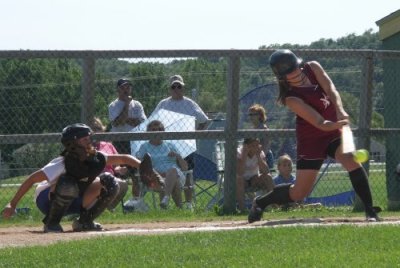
[43,175,79,231]
[77,173,120,227]
[107,178,128,210]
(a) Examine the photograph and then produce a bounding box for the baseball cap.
[169,75,185,86]
[117,78,132,88]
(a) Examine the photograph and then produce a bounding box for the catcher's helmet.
[269,49,302,78]
[61,123,92,143]
[116,78,132,88]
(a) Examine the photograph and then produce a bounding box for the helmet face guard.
[269,49,302,78]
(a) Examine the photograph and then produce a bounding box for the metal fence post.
[353,52,374,211]
[223,55,240,214]
[81,57,96,124]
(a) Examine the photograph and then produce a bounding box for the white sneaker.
[123,197,149,212]
[160,196,170,209]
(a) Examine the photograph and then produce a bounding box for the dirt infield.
[1,217,399,248]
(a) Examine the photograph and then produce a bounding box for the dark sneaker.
[366,206,382,222]
[43,223,63,233]
[248,200,263,223]
[72,219,103,232]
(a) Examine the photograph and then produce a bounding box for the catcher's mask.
[61,123,94,160]
[269,49,302,79]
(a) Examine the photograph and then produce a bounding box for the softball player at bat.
[248,49,380,223]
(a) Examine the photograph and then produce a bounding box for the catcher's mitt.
[139,153,165,190]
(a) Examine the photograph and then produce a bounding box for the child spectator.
[273,154,296,185]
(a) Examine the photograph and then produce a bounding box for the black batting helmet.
[61,123,92,144]
[269,49,302,78]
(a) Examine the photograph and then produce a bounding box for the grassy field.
[1,223,399,267]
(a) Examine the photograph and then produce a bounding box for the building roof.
[376,9,400,40]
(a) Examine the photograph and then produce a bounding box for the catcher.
[2,123,162,233]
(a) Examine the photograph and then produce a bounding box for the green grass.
[1,225,399,267]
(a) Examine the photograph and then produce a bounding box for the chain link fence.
[1,49,400,214]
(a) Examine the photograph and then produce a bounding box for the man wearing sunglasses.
[152,75,208,130]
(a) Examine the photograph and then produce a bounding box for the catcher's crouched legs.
[43,175,79,233]
[73,173,120,232]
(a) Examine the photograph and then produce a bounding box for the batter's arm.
[309,61,349,120]
[286,96,348,131]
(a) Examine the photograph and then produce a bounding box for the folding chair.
[193,139,225,210]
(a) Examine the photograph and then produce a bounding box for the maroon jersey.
[286,63,340,160]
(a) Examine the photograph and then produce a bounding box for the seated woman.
[136,120,188,209]
[236,138,274,211]
[247,104,274,170]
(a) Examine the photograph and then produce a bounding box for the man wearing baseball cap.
[153,74,208,130]
[108,78,147,154]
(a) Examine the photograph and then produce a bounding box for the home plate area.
[89,217,400,236]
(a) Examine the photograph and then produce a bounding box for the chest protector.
[64,151,106,185]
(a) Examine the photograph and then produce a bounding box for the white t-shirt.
[108,99,147,132]
[34,156,65,200]
[153,97,208,124]
[237,147,266,181]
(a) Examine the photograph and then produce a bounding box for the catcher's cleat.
[248,199,263,223]
[139,153,164,189]
[72,219,103,232]
[43,223,64,233]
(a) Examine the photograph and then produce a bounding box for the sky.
[0,1,398,50]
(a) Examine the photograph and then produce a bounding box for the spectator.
[236,138,274,211]
[153,75,208,130]
[152,74,209,205]
[273,154,296,185]
[136,120,191,210]
[90,117,130,210]
[108,79,145,202]
[108,78,147,154]
[247,104,274,169]
[90,117,128,177]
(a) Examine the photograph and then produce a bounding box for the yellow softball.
[353,149,369,163]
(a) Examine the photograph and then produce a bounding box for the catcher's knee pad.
[99,172,119,197]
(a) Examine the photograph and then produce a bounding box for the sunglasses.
[171,84,183,90]
[248,113,259,116]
